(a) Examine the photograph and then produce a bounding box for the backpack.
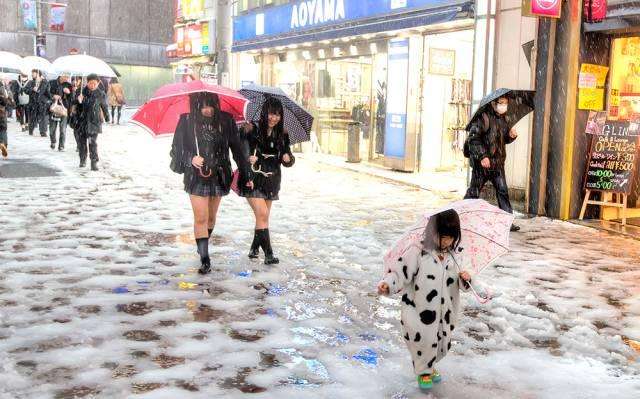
[463,113,489,159]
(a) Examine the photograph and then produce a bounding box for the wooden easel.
[579,189,628,225]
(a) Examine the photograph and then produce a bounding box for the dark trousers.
[78,133,99,163]
[464,165,513,214]
[28,107,48,136]
[111,106,122,123]
[0,129,7,146]
[16,105,27,126]
[49,115,68,148]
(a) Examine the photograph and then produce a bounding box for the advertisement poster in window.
[429,48,455,76]
[385,38,409,159]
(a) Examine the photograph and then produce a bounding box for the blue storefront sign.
[233,0,471,51]
[384,38,410,158]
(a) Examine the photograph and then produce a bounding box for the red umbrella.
[131,80,249,137]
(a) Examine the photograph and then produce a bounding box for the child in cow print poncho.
[377,209,472,391]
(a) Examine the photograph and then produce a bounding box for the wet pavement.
[1,122,639,398]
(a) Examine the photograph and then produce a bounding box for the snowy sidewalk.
[0,121,639,398]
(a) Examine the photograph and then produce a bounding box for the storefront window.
[608,37,640,121]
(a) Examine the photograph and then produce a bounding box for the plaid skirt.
[184,177,229,197]
[241,188,279,201]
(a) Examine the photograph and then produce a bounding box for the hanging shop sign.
[584,0,607,23]
[176,0,205,22]
[578,63,609,111]
[175,22,210,57]
[530,0,562,18]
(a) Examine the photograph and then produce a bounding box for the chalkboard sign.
[585,122,640,193]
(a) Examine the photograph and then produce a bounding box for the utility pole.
[35,0,45,56]
[215,0,232,86]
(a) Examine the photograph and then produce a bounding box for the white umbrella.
[0,51,23,73]
[20,56,52,75]
[51,54,116,78]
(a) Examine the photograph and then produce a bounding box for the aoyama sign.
[290,0,346,29]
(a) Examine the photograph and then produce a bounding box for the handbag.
[18,92,29,105]
[50,98,68,117]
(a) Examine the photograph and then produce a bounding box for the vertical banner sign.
[201,22,210,54]
[49,5,66,32]
[385,38,410,159]
[20,0,36,29]
[530,0,562,18]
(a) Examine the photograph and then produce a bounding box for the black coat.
[170,112,252,191]
[240,123,295,197]
[467,109,516,168]
[74,87,110,136]
[24,78,50,112]
[49,79,74,110]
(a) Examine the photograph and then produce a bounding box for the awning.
[584,0,640,33]
[232,3,472,53]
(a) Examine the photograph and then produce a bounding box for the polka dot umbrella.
[239,84,314,145]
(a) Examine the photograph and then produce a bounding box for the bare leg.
[190,195,210,238]
[247,197,269,229]
[208,196,222,231]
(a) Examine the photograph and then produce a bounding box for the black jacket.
[74,87,110,136]
[467,109,516,168]
[24,78,50,111]
[240,123,295,197]
[170,112,252,191]
[49,79,74,110]
[0,84,13,132]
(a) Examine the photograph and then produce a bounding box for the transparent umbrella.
[0,51,23,74]
[51,55,116,78]
[20,56,52,75]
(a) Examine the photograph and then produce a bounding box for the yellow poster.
[579,88,605,111]
[578,63,609,111]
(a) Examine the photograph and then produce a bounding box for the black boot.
[196,237,211,274]
[248,230,260,259]
[259,229,279,265]
[91,161,99,171]
[510,224,521,232]
[208,228,213,238]
[79,159,86,168]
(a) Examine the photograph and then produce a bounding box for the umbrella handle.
[450,251,492,304]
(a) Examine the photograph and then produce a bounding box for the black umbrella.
[522,40,535,67]
[466,88,535,131]
[239,84,314,145]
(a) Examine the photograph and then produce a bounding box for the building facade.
[229,0,536,200]
[0,0,175,105]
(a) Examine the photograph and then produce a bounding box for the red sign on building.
[531,0,562,18]
[584,0,607,22]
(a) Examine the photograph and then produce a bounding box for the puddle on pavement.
[176,380,199,391]
[116,302,153,316]
[130,350,150,359]
[190,304,228,322]
[76,305,102,315]
[123,330,161,342]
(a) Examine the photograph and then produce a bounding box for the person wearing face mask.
[239,97,295,265]
[74,74,110,171]
[170,92,254,275]
[464,96,520,232]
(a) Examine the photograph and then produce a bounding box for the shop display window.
[608,37,640,121]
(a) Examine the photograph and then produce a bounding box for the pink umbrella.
[384,199,514,277]
[131,80,249,137]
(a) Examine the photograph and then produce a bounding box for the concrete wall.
[0,0,173,66]
[493,0,537,193]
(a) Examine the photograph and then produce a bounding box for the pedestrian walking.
[48,74,73,151]
[170,92,253,275]
[15,74,30,132]
[239,97,295,265]
[107,77,126,124]
[464,95,523,232]
[2,76,15,120]
[74,74,110,171]
[25,69,50,137]
[68,77,83,150]
[0,80,15,158]
[377,210,473,392]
